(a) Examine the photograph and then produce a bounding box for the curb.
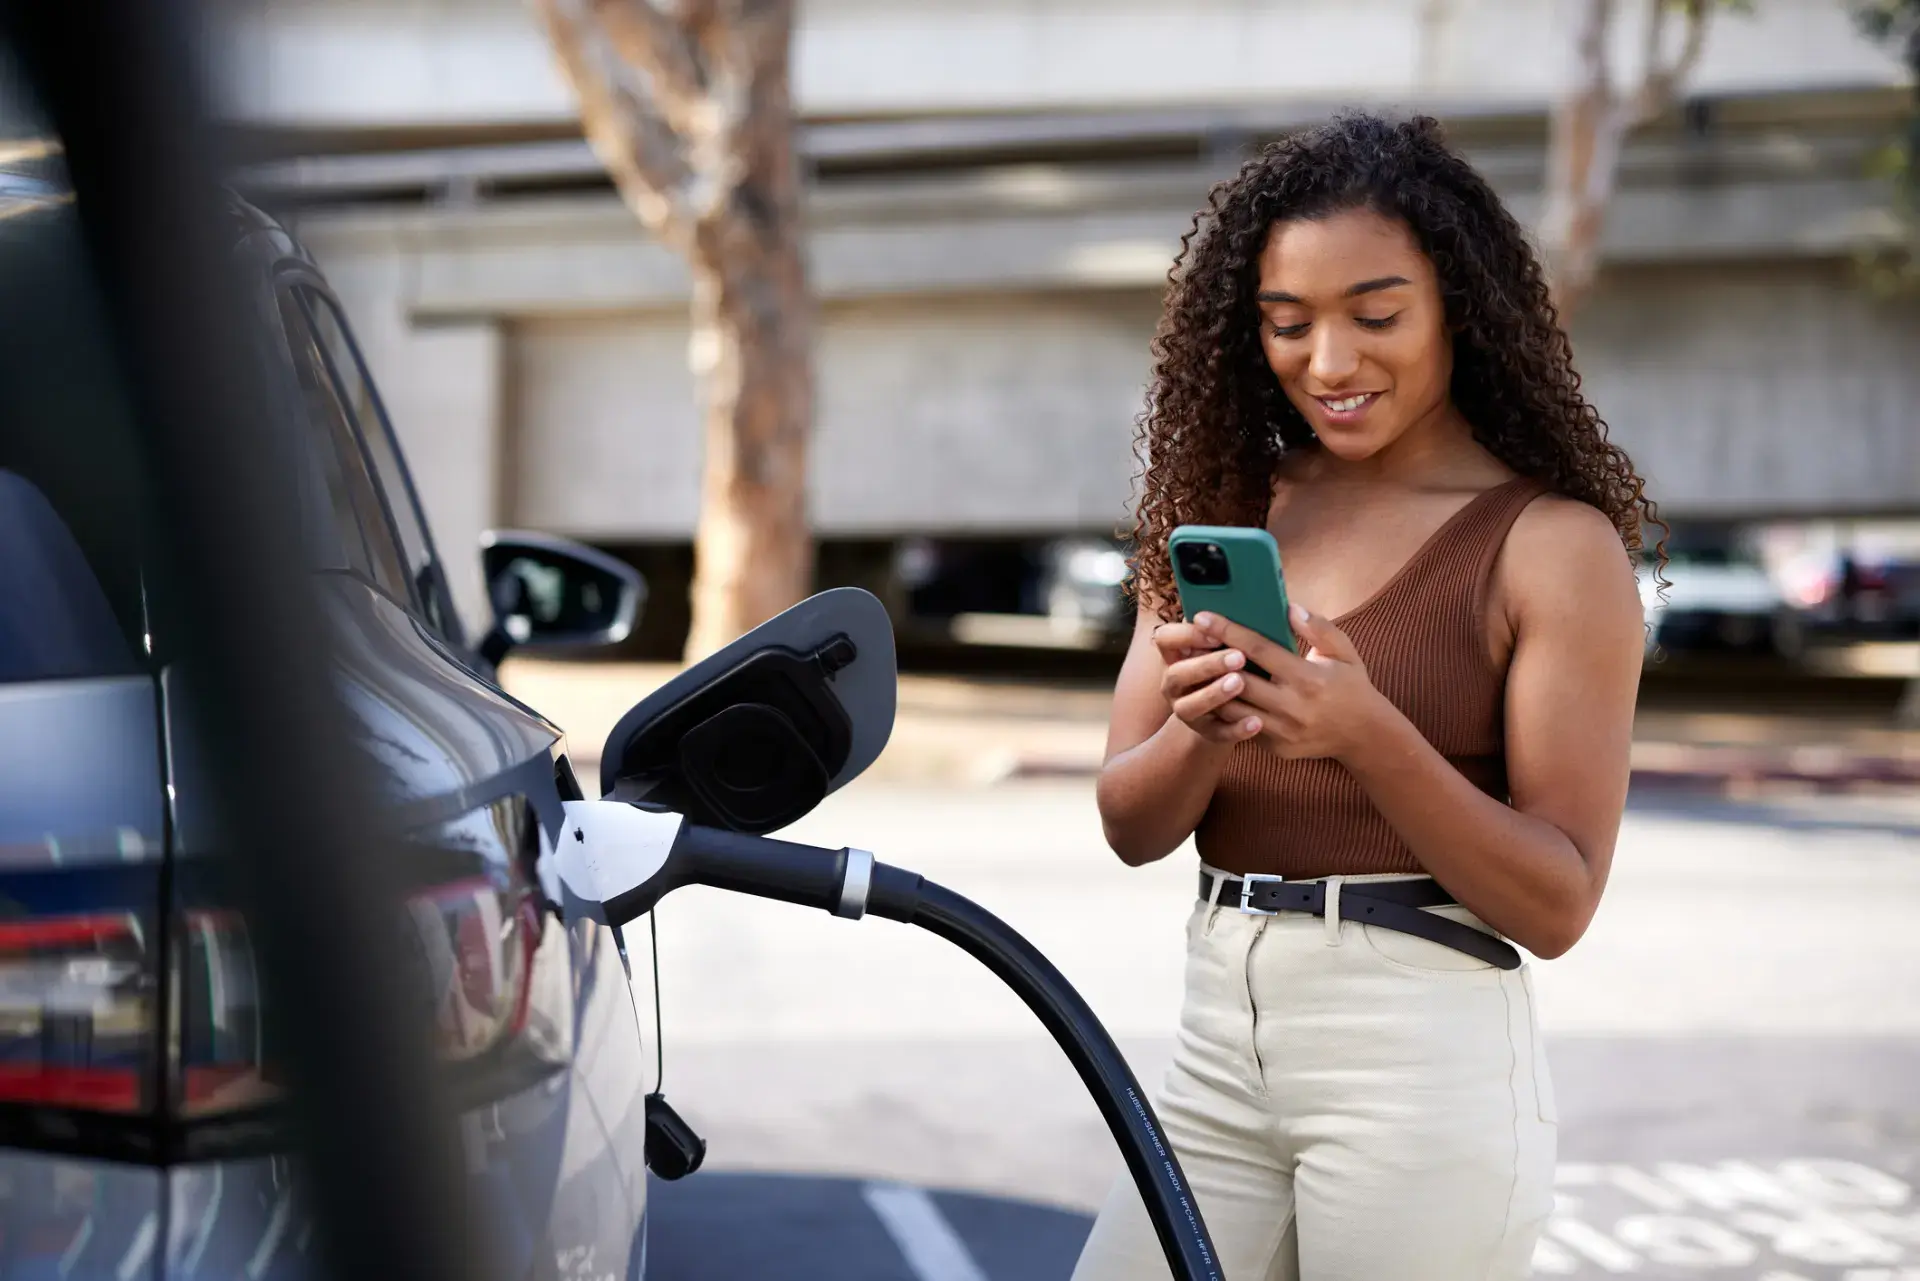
[1003,754,1920,793]
[1626,764,1920,795]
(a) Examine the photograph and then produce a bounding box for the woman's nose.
[1308,327,1361,385]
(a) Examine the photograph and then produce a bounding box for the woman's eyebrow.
[1345,275,1412,297]
[1255,276,1411,305]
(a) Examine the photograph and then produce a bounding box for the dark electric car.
[0,167,659,1278]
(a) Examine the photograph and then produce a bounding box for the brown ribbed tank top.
[1195,476,1550,879]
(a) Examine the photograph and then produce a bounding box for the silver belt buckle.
[1237,873,1285,915]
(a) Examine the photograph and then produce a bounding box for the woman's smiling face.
[1256,207,1456,462]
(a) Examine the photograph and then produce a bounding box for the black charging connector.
[643,1092,706,1181]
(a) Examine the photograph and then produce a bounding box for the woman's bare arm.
[1094,604,1256,865]
[1332,499,1644,956]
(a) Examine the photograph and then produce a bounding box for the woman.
[1073,114,1653,1281]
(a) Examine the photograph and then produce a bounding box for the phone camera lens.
[1177,542,1231,587]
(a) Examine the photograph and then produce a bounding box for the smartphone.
[1168,525,1298,673]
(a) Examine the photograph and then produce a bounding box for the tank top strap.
[1360,476,1550,620]
[1462,476,1552,626]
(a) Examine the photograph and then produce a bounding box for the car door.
[301,278,655,1277]
[150,261,653,1280]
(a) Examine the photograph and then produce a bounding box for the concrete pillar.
[381,320,505,633]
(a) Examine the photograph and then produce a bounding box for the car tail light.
[172,873,543,1121]
[0,897,156,1114]
[403,875,540,1063]
[176,905,276,1117]
[0,801,547,1148]
[1779,560,1834,609]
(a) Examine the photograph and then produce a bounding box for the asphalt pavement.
[633,779,1920,1281]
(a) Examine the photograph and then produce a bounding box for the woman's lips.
[1312,391,1381,426]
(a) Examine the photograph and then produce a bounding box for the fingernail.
[1193,612,1215,629]
[1222,674,1242,693]
[1243,718,1262,734]
[1223,650,1244,670]
[1289,603,1309,626]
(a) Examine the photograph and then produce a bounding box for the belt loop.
[1323,876,1344,946]
[1202,865,1226,935]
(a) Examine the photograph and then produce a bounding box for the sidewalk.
[499,660,1112,786]
[501,660,1920,794]
[1628,707,1920,793]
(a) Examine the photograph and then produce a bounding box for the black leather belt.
[1199,869,1522,971]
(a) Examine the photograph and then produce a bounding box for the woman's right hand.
[1151,619,1264,744]
[1099,605,1253,864]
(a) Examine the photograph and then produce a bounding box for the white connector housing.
[557,800,684,906]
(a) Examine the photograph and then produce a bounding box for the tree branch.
[1584,98,1635,210]
[1638,0,1668,98]
[677,0,726,60]
[588,0,712,136]
[532,0,697,248]
[1576,0,1616,105]
[678,1,796,229]
[686,0,790,137]
[1630,0,1710,124]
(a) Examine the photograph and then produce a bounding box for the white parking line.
[863,1182,991,1281]
[115,1213,156,1281]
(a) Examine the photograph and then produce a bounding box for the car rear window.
[0,167,149,682]
[0,469,139,682]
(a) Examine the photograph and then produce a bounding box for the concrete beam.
[218,0,1908,132]
[242,123,1893,206]
[293,169,1898,321]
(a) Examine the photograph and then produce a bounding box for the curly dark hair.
[1128,111,1661,619]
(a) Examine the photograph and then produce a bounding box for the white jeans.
[1071,872,1557,1281]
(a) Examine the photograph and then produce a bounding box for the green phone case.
[1169,525,1298,656]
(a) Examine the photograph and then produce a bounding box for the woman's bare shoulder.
[1499,494,1641,629]
[1511,492,1631,558]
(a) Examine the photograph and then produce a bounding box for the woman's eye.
[1354,314,1401,331]
[1268,322,1310,339]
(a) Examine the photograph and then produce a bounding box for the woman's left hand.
[1191,606,1394,763]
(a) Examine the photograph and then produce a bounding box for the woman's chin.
[1311,426,1395,462]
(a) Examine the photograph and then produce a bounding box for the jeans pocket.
[1357,918,1499,976]
[1181,904,1231,993]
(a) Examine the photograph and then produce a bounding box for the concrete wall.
[507,315,701,541]
[505,294,1157,542]
[1580,263,1920,519]
[492,267,1920,537]
[217,0,1910,131]
[323,243,1920,641]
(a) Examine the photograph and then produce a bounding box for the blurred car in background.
[1774,547,1920,647]
[1637,543,1796,660]
[1039,538,1131,636]
[891,535,1132,652]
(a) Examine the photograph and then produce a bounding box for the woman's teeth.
[1322,394,1374,412]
